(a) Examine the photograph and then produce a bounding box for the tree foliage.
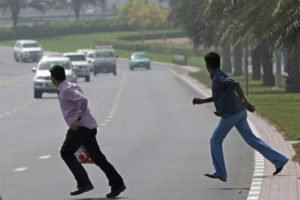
[0,0,50,28]
[52,0,106,21]
[118,0,168,42]
[167,0,300,92]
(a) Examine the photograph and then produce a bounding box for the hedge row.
[0,19,134,42]
[0,19,205,57]
[118,32,186,41]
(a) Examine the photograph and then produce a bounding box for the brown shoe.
[106,185,126,198]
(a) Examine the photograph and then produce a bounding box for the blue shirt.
[210,68,245,117]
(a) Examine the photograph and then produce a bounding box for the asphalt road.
[0,46,253,200]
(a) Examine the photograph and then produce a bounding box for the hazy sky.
[0,0,167,17]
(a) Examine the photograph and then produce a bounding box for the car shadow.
[37,96,58,100]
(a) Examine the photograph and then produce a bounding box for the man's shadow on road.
[74,197,128,200]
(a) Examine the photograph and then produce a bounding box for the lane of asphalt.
[95,60,253,200]
[0,47,253,200]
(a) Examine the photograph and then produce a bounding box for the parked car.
[63,52,91,82]
[14,40,43,62]
[129,52,151,70]
[32,57,76,98]
[94,49,117,76]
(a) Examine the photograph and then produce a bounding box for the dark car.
[94,49,117,76]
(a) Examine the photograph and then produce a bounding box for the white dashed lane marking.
[38,155,51,160]
[98,73,126,129]
[0,99,37,120]
[14,167,28,172]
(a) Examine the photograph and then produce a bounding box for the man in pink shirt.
[50,65,126,198]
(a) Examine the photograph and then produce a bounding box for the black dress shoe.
[273,159,288,175]
[106,184,126,198]
[70,184,94,196]
[204,173,226,182]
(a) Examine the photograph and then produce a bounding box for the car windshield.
[38,61,71,70]
[95,51,114,58]
[88,53,94,58]
[133,54,148,59]
[65,55,86,61]
[23,43,39,48]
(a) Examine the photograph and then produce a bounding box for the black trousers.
[60,127,124,188]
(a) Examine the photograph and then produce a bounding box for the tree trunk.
[75,9,80,21]
[261,42,275,86]
[222,45,232,73]
[244,43,249,96]
[251,44,261,80]
[275,50,282,88]
[10,0,20,28]
[72,0,81,21]
[233,44,243,76]
[286,35,300,92]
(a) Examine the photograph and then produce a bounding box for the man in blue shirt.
[193,52,288,182]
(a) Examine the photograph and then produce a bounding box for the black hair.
[204,52,220,69]
[50,65,66,81]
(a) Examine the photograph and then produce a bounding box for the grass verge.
[191,65,300,141]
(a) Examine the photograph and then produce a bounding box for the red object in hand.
[75,146,93,164]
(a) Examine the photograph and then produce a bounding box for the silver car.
[14,40,43,62]
[64,52,91,82]
[94,49,117,76]
[32,57,76,98]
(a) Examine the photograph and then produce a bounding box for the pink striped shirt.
[57,80,98,129]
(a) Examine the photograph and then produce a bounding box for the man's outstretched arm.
[193,97,213,105]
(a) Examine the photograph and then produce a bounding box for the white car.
[63,52,91,82]
[32,57,76,98]
[14,40,43,62]
[86,50,95,72]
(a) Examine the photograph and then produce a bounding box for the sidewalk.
[178,73,300,200]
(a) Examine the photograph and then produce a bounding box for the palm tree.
[270,0,300,92]
[53,0,106,21]
[0,0,49,28]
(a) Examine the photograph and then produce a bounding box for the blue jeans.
[210,109,288,181]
